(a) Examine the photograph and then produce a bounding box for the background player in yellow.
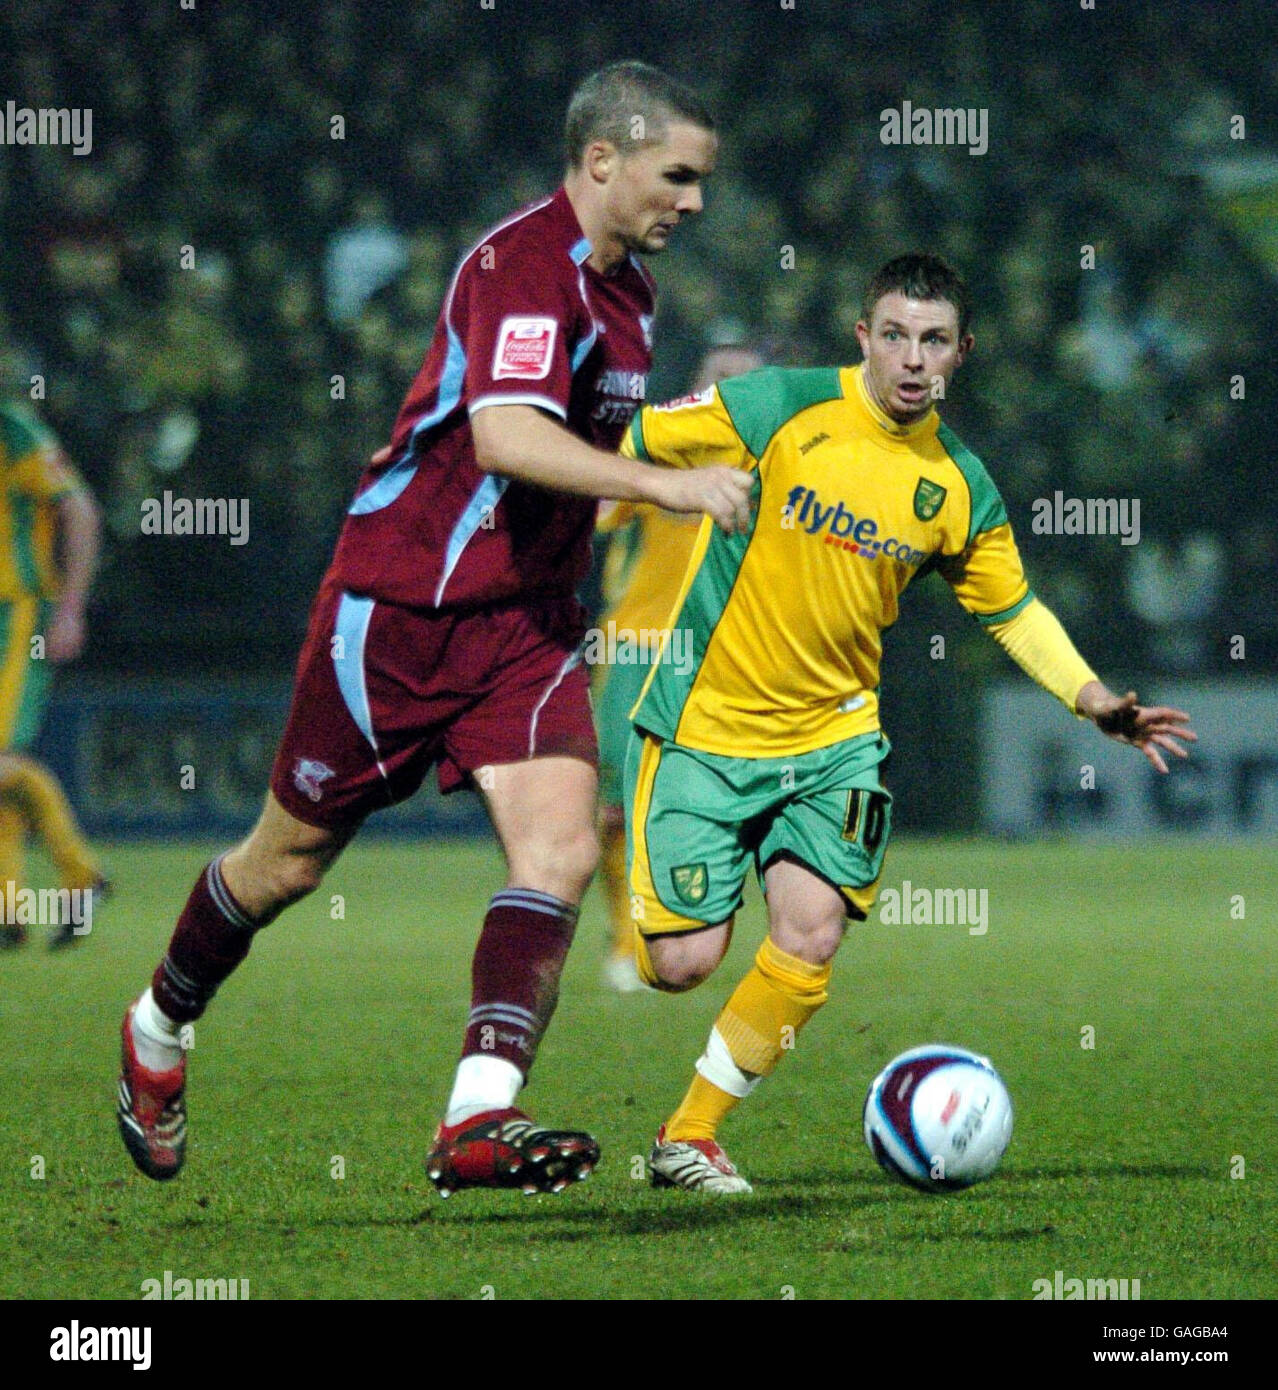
[0,398,105,949]
[618,254,1197,1191]
[593,340,764,991]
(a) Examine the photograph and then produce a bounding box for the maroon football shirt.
[330,186,655,610]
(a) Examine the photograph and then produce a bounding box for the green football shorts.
[625,726,893,936]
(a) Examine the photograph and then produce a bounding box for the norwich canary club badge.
[913,477,947,521]
[671,863,708,906]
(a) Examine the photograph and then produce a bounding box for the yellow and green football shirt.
[596,500,703,635]
[0,402,81,602]
[0,402,84,749]
[620,363,1089,759]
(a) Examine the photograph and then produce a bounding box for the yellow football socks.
[665,1072,740,1142]
[665,936,832,1141]
[0,803,26,896]
[0,756,100,890]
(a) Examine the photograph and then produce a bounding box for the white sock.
[131,988,183,1072]
[445,1054,523,1125]
[695,1026,762,1099]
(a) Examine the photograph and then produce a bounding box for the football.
[863,1044,1013,1192]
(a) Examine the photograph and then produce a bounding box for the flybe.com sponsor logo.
[783,486,927,566]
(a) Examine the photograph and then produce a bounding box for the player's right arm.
[452,235,750,534]
[470,404,751,534]
[612,381,759,513]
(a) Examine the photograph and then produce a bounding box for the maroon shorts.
[269,575,598,829]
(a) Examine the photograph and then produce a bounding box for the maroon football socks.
[151,854,268,1023]
[461,889,579,1073]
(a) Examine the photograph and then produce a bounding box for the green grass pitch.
[1,836,1273,1300]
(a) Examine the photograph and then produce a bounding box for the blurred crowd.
[1,0,1274,675]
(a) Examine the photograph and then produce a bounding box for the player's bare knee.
[223,795,351,918]
[650,962,709,993]
[224,836,331,917]
[512,824,598,900]
[565,823,601,888]
[771,916,845,966]
[647,930,727,992]
[270,850,328,905]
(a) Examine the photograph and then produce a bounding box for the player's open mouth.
[897,381,926,401]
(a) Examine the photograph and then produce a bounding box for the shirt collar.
[551,185,593,266]
[846,363,939,441]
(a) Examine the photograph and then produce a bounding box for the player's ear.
[955,331,975,364]
[854,320,871,357]
[583,139,617,185]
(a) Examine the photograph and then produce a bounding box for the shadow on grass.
[154,1188,896,1239]
[422,1188,900,1239]
[148,1161,1217,1240]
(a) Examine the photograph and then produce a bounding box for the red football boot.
[117,1000,188,1181]
[425,1107,599,1198]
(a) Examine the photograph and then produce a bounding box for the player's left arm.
[940,522,1196,774]
[47,457,102,664]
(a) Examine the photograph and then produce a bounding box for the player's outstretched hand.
[649,466,753,534]
[1076,683,1198,774]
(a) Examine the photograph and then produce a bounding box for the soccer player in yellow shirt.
[0,400,105,949]
[619,254,1196,1191]
[594,343,764,991]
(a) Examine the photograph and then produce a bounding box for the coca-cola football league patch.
[492,316,557,380]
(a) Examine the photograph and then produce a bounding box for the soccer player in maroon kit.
[116,63,750,1196]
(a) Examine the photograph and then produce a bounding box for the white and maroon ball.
[863,1044,1013,1191]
